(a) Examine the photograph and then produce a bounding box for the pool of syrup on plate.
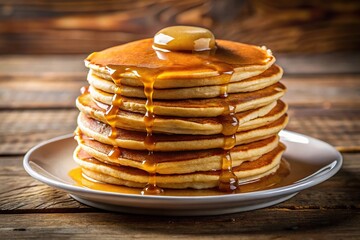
[69,158,290,196]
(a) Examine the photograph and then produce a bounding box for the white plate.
[23,130,342,216]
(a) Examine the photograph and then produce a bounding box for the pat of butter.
[153,26,216,52]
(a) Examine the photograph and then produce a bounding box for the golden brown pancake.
[77,112,288,151]
[87,65,283,99]
[85,39,275,89]
[88,82,286,117]
[77,94,286,134]
[74,144,285,189]
[76,134,279,174]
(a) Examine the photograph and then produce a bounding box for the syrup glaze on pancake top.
[73,26,289,195]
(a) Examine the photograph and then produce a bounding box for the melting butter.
[153,26,216,52]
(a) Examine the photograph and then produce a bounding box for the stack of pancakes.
[74,30,288,193]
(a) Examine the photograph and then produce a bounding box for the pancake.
[87,64,283,99]
[74,143,285,189]
[88,82,286,117]
[72,26,289,193]
[77,92,286,134]
[77,112,288,151]
[76,134,279,174]
[85,39,275,89]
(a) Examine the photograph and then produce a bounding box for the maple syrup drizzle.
[140,68,164,195]
[69,159,290,196]
[201,60,240,192]
[74,127,84,144]
[74,127,95,146]
[80,86,89,95]
[218,72,240,192]
[106,66,164,195]
[75,87,94,144]
[103,68,125,163]
[104,50,240,194]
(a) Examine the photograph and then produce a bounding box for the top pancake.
[85,39,275,89]
[87,64,283,100]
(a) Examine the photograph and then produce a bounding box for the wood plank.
[0,210,359,239]
[286,108,360,151]
[0,55,87,75]
[0,78,86,109]
[283,75,360,108]
[277,53,360,74]
[1,0,359,54]
[0,110,78,155]
[1,154,358,213]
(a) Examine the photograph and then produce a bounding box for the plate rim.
[23,130,343,202]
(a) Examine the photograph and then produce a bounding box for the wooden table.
[0,54,359,239]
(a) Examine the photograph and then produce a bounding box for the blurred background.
[1,0,359,54]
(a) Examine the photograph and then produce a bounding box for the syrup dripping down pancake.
[70,159,290,195]
[77,112,288,151]
[74,144,285,189]
[87,65,283,100]
[86,39,275,89]
[77,92,287,135]
[88,82,286,117]
[75,134,279,174]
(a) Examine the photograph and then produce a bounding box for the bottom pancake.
[73,144,285,189]
[70,158,290,196]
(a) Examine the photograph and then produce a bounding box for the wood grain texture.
[1,153,359,213]
[0,210,359,239]
[287,108,360,151]
[0,0,359,54]
[283,75,360,108]
[0,109,78,155]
